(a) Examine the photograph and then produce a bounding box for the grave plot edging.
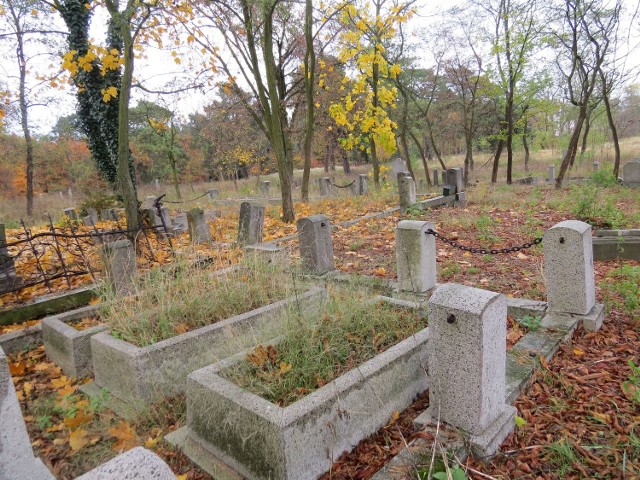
[88,287,327,409]
[41,305,106,378]
[175,325,430,480]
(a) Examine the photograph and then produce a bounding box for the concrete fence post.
[543,220,595,315]
[426,283,515,456]
[99,239,137,296]
[548,165,556,183]
[433,169,439,187]
[357,174,368,195]
[297,214,335,274]
[319,177,333,196]
[396,220,437,293]
[237,202,265,246]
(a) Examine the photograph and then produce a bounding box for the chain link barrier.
[330,180,355,189]
[426,228,542,255]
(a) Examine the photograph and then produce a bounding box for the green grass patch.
[221,293,427,407]
[101,259,297,347]
[601,265,640,317]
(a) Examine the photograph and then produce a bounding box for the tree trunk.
[399,133,415,180]
[409,130,431,186]
[114,13,139,232]
[523,120,530,173]
[16,28,34,217]
[601,73,621,177]
[301,0,315,203]
[492,139,504,184]
[426,120,446,170]
[342,150,351,174]
[324,143,330,172]
[556,107,587,189]
[506,98,514,184]
[463,133,473,186]
[580,112,591,155]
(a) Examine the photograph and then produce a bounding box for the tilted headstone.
[544,220,595,315]
[144,195,157,209]
[82,215,94,227]
[172,212,188,234]
[433,168,439,186]
[397,173,416,212]
[548,165,556,183]
[426,283,515,457]
[0,224,21,294]
[207,189,219,200]
[75,447,174,480]
[297,214,335,274]
[237,202,264,246]
[622,159,640,187]
[187,208,212,244]
[260,181,271,197]
[318,177,333,196]
[63,208,77,221]
[100,239,137,296]
[159,206,172,229]
[396,220,437,293]
[142,208,162,227]
[1,347,55,479]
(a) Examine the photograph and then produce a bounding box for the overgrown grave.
[82,254,324,417]
[166,288,430,480]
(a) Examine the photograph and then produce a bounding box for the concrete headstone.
[397,173,416,212]
[426,283,515,456]
[187,208,212,244]
[237,202,265,246]
[260,181,271,197]
[433,168,439,186]
[63,208,77,221]
[391,158,405,177]
[548,165,556,183]
[622,159,640,187]
[297,214,335,274]
[99,239,137,296]
[544,220,595,315]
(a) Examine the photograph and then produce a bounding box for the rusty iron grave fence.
[0,212,173,300]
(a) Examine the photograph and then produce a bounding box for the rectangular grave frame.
[85,287,327,414]
[42,304,106,378]
[167,296,430,480]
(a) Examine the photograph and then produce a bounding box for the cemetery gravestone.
[100,240,137,296]
[396,220,436,293]
[63,208,77,221]
[187,208,212,244]
[297,214,335,274]
[260,181,270,197]
[433,168,439,186]
[237,202,265,246]
[391,158,406,178]
[622,159,640,187]
[548,165,556,182]
[319,177,333,196]
[398,173,416,212]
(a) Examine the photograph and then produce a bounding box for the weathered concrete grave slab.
[167,296,429,480]
[84,287,326,413]
[76,447,174,480]
[593,229,640,261]
[622,159,640,187]
[1,346,55,480]
[42,304,106,378]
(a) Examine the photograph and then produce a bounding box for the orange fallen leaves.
[109,421,138,452]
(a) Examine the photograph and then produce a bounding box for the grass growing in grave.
[600,265,640,317]
[100,257,299,347]
[221,290,427,407]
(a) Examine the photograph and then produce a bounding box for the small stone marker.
[592,161,600,172]
[160,206,172,229]
[356,174,368,195]
[187,208,212,244]
[396,220,436,293]
[397,173,416,212]
[622,159,640,187]
[100,239,137,296]
[433,168,439,186]
[172,212,188,234]
[204,209,222,222]
[418,178,425,193]
[548,165,556,182]
[63,208,77,221]
[1,347,55,479]
[260,181,270,197]
[237,202,265,246]
[544,220,595,315]
[207,189,219,200]
[76,447,174,480]
[0,224,21,295]
[86,208,98,225]
[154,178,160,190]
[319,177,333,196]
[426,283,515,456]
[99,209,115,221]
[68,187,73,198]
[142,207,162,227]
[297,214,335,274]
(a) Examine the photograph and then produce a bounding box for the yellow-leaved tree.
[329,0,415,185]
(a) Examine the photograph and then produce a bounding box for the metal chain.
[330,180,355,189]
[426,228,542,255]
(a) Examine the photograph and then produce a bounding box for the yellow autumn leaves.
[60,45,124,102]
